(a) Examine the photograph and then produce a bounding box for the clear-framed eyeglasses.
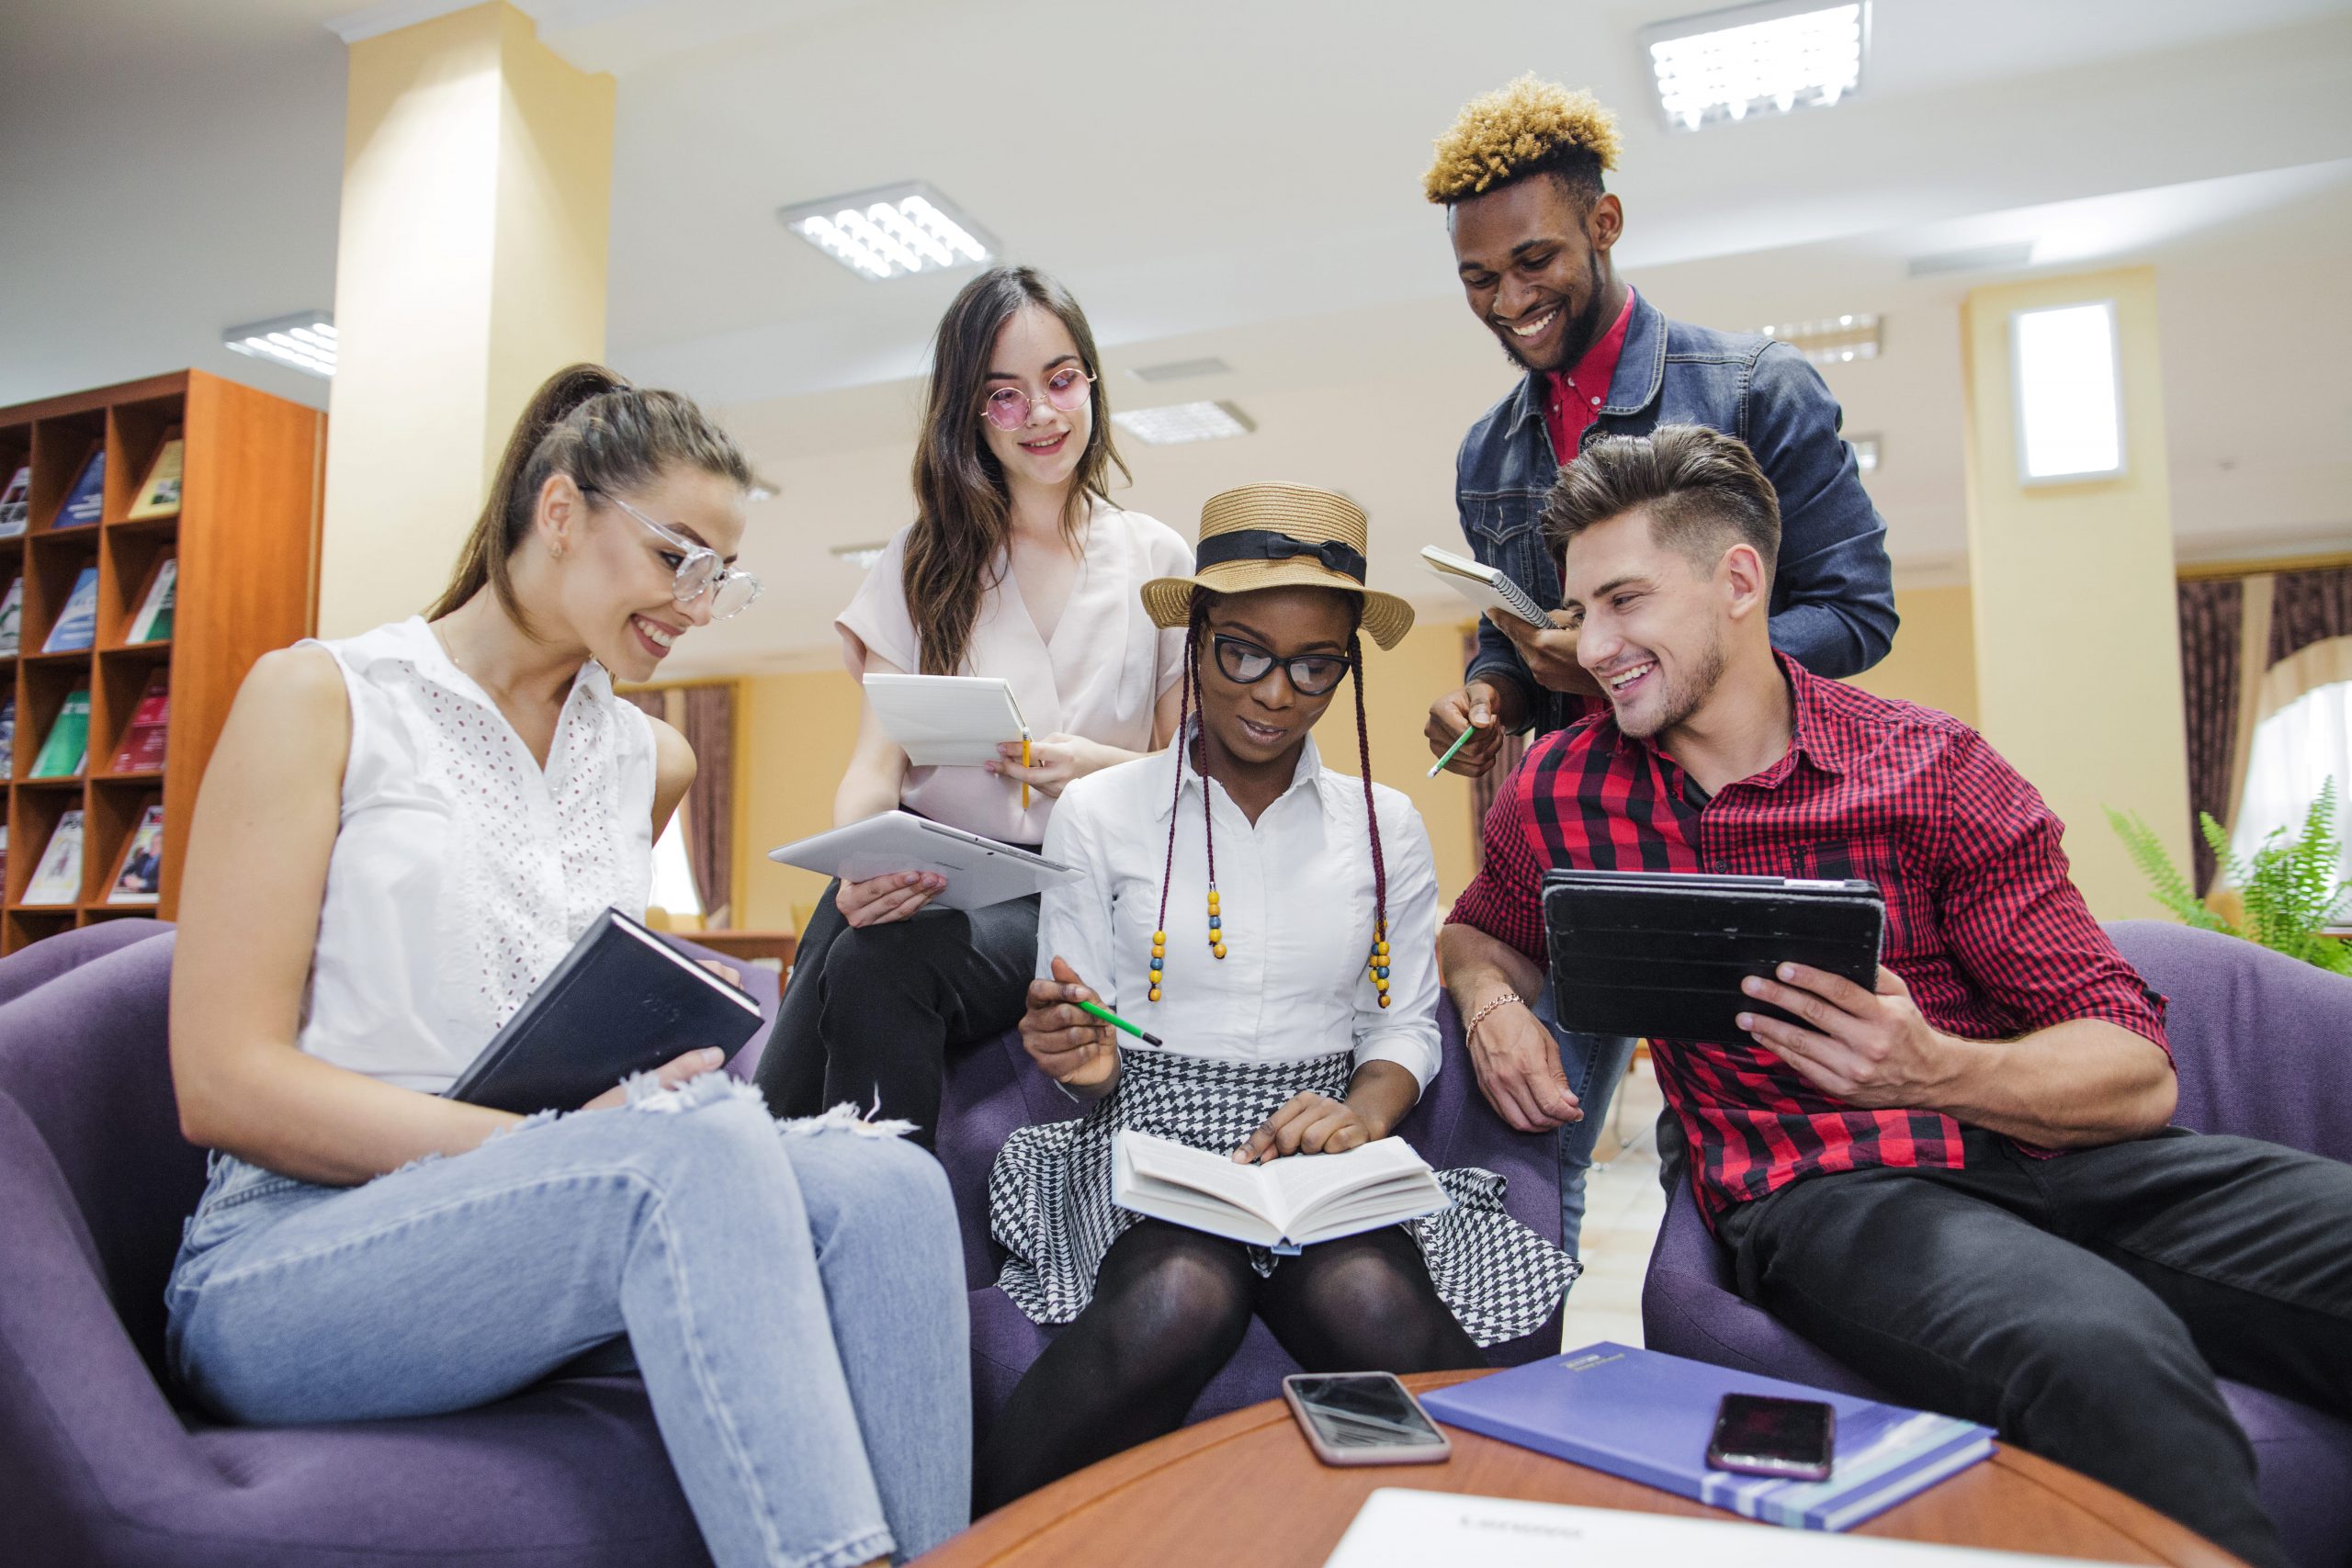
[981,366,1094,431]
[589,489,763,621]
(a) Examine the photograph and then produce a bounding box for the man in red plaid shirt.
[1440,425,2350,1568]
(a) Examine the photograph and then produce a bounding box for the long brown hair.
[905,267,1129,673]
[430,364,754,628]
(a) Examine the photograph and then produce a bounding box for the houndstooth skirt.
[988,1047,1577,1347]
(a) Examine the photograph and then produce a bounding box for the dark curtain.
[681,684,734,925]
[2175,580,2243,896]
[1463,631,1530,873]
[2268,566,2352,667]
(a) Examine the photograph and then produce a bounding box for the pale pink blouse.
[837,501,1193,844]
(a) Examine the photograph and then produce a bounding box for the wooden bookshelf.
[1,370,322,953]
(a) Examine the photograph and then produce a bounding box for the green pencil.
[1428,725,1476,778]
[1077,998,1163,1046]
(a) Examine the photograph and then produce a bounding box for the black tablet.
[1541,868,1884,1043]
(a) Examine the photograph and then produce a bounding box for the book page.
[1120,1131,1278,1224]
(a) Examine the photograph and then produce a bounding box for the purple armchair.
[0,921,781,1566]
[921,999,1566,1434]
[1641,920,2352,1568]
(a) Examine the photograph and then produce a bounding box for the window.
[650,803,704,919]
[2230,679,2352,890]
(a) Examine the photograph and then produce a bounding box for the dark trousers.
[752,880,1037,1149]
[1717,1128,2352,1568]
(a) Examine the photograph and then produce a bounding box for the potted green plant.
[2108,778,2351,976]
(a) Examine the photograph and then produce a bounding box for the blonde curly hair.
[1423,75,1622,205]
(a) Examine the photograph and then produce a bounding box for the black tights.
[975,1220,1486,1513]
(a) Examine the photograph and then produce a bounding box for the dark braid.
[1152,600,1200,950]
[1350,632,1391,998]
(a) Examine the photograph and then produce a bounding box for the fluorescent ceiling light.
[1112,401,1257,446]
[1130,356,1233,383]
[1850,434,1880,474]
[778,182,996,282]
[2011,301,2125,484]
[1642,0,1868,133]
[224,310,336,378]
[831,542,888,570]
[1750,311,1879,366]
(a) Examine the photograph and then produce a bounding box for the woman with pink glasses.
[756,266,1192,1146]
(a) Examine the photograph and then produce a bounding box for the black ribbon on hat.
[1193,528,1367,584]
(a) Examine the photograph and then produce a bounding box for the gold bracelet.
[1464,989,1525,1042]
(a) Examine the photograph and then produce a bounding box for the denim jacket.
[1457,290,1897,736]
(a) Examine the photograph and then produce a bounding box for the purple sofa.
[0,920,783,1566]
[3,920,1552,1562]
[1641,920,2352,1568]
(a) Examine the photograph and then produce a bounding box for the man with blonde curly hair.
[1419,76,1898,1262]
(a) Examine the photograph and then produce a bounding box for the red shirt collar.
[1547,286,1637,421]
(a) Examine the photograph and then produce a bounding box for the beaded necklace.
[1148,603,1391,1010]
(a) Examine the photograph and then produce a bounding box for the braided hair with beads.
[1148,590,1393,1009]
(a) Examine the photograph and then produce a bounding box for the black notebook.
[1543,869,1884,1043]
[446,908,765,1113]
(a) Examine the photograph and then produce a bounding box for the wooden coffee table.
[923,1371,2244,1567]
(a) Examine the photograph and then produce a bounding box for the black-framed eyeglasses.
[981,367,1093,431]
[1212,634,1351,696]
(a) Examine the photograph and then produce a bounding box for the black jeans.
[1717,1128,2352,1568]
[752,880,1037,1149]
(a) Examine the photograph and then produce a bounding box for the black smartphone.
[1283,1373,1452,1466]
[1706,1393,1836,1482]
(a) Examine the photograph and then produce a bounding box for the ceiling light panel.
[1642,0,1868,133]
[1750,312,1880,366]
[1850,434,1880,474]
[779,182,996,282]
[224,310,336,378]
[1130,356,1233,383]
[1112,401,1257,446]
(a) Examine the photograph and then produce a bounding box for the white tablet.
[863,672,1030,767]
[768,810,1081,911]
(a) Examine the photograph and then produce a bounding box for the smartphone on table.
[1283,1372,1452,1466]
[1706,1393,1836,1482]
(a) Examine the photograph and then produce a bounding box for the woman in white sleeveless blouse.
[164,367,968,1568]
[754,268,1192,1145]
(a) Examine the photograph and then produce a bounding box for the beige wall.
[1847,584,1979,728]
[1960,267,2191,919]
[319,3,613,637]
[728,615,1488,931]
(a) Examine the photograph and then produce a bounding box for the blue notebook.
[1419,1342,1993,1532]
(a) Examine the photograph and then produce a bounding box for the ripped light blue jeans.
[165,1078,971,1568]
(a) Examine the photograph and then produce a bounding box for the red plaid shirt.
[1449,656,2171,1226]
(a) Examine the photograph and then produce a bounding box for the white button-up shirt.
[1035,729,1442,1089]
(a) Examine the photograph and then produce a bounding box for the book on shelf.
[125,557,176,644]
[1418,1343,1994,1533]
[0,465,28,538]
[0,695,14,765]
[55,446,104,529]
[127,434,184,520]
[31,689,90,778]
[23,810,85,905]
[109,671,169,773]
[1112,1129,1450,1250]
[0,826,8,896]
[43,567,99,653]
[0,575,19,655]
[106,804,165,906]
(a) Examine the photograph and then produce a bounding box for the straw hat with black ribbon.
[1141,484,1415,650]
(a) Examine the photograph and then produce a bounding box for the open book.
[1114,1130,1449,1249]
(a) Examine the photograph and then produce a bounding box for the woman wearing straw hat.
[975,484,1573,1509]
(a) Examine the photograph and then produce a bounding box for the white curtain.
[2229,676,2352,888]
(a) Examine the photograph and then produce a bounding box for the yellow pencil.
[1021,736,1031,811]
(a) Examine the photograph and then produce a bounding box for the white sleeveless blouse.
[296,617,658,1092]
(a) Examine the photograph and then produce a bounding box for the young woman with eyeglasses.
[972,485,1573,1509]
[165,366,970,1568]
[755,266,1193,1147]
